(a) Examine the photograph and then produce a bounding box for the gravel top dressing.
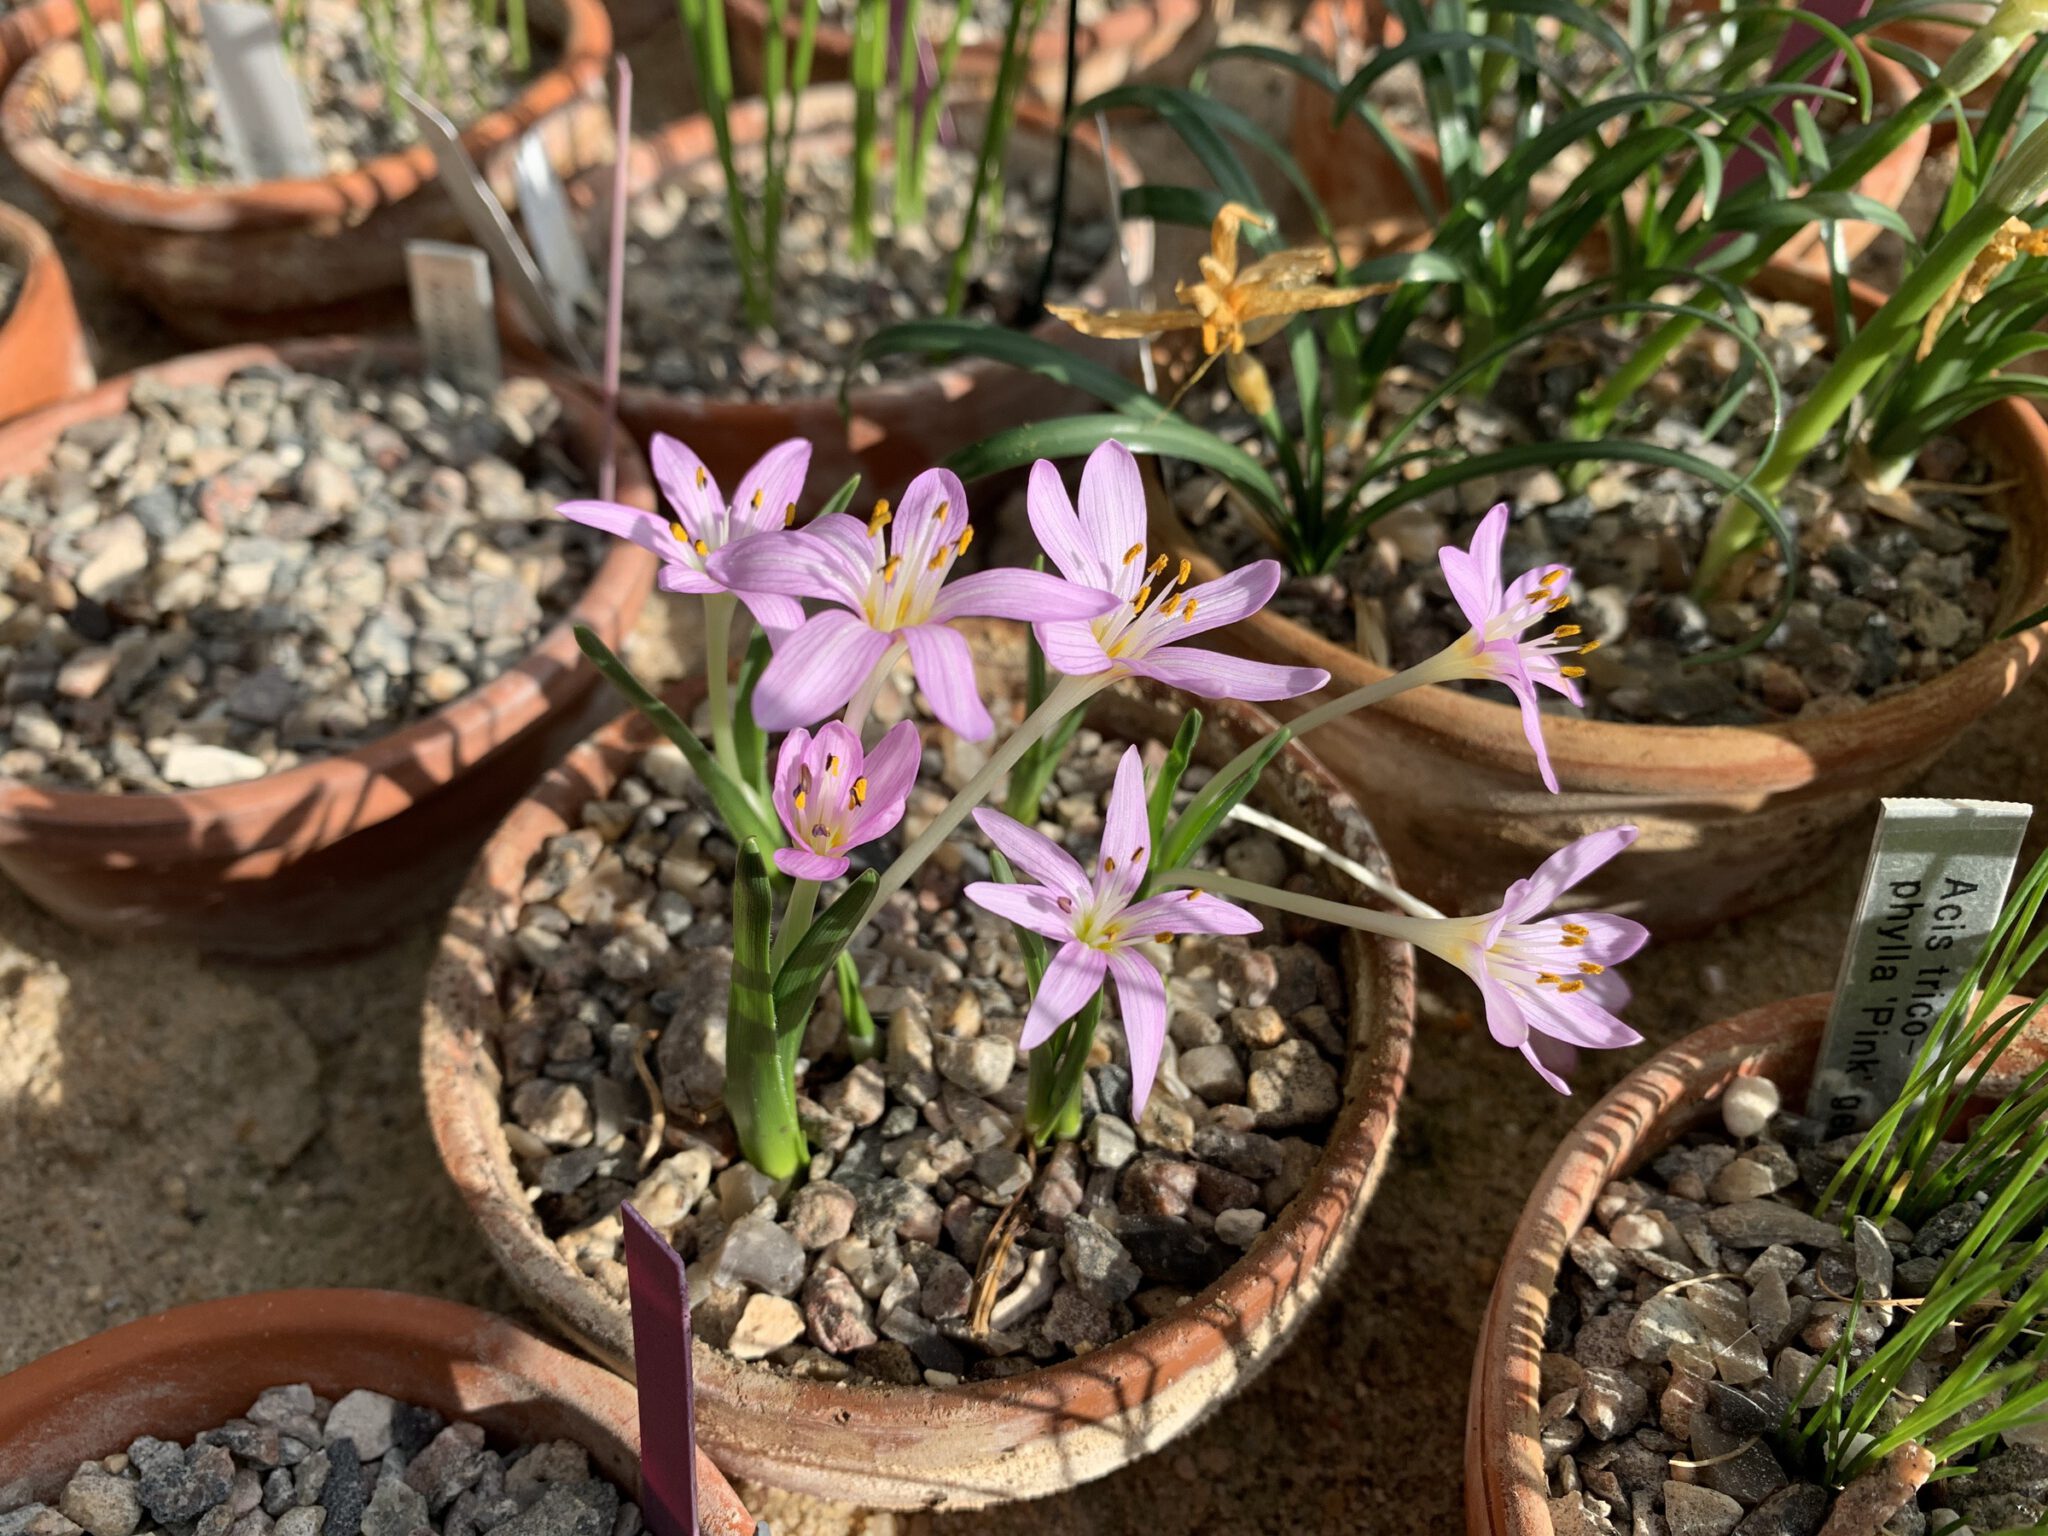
[0,360,603,794]
[1184,297,2006,725]
[601,147,1115,401]
[47,0,543,182]
[0,1383,643,1536]
[498,697,1353,1385]
[1540,1076,2044,1536]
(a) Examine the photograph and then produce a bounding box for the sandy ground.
[4,9,2046,1532]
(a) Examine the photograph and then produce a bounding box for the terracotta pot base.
[422,626,1417,1510]
[0,338,658,957]
[0,1290,754,1536]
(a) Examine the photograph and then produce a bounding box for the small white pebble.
[1720,1076,1782,1140]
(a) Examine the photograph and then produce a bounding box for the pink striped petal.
[1095,746,1150,907]
[772,727,814,845]
[1174,561,1283,641]
[1509,827,1639,917]
[1549,911,1650,966]
[903,623,992,740]
[649,436,724,536]
[657,564,720,595]
[709,526,866,607]
[730,440,811,538]
[1078,440,1147,596]
[1445,504,1510,628]
[1032,618,1114,678]
[928,568,1119,624]
[1519,1039,1573,1094]
[1132,646,1329,702]
[1476,970,1530,1048]
[1121,889,1264,938]
[964,881,1078,941]
[849,721,921,844]
[751,611,895,731]
[972,807,1089,901]
[893,468,970,570]
[1517,983,1643,1051]
[1027,459,1110,588]
[1497,668,1560,795]
[736,589,807,641]
[776,846,851,881]
[560,499,688,565]
[1022,943,1108,1050]
[1108,947,1168,1118]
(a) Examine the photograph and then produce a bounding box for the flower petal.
[1440,503,1509,629]
[1175,561,1283,641]
[736,589,808,641]
[1550,911,1650,966]
[972,807,1089,901]
[1027,459,1110,588]
[657,564,721,595]
[1476,970,1531,1048]
[928,568,1120,624]
[776,847,850,881]
[1108,948,1169,1118]
[709,526,868,607]
[1133,646,1329,702]
[772,727,813,846]
[649,436,724,535]
[750,611,895,731]
[560,498,688,565]
[1517,981,1643,1051]
[1021,943,1109,1050]
[893,468,970,571]
[731,439,812,537]
[1033,619,1114,678]
[1519,1039,1573,1094]
[1078,440,1147,595]
[1512,827,1640,916]
[903,624,993,741]
[1095,746,1151,908]
[1498,669,1561,795]
[794,513,884,603]
[849,720,921,844]
[964,881,1078,941]
[1122,888,1265,938]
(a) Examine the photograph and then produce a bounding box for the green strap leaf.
[1142,711,1202,896]
[733,628,773,804]
[1160,728,1291,875]
[817,472,864,519]
[943,413,1287,519]
[725,838,807,1178]
[847,318,1154,416]
[771,871,879,1041]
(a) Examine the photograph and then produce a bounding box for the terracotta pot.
[0,197,94,425]
[0,1289,754,1536]
[0,0,120,91]
[1146,264,2048,935]
[500,86,1152,504]
[0,0,613,341]
[722,0,1206,104]
[0,337,658,957]
[1463,992,2046,1535]
[1288,0,1928,279]
[420,626,1417,1509]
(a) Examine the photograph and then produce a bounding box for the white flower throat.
[1096,540,1199,661]
[859,499,972,630]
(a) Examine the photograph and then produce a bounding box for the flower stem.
[1158,866,1443,952]
[1025,991,1101,1145]
[704,593,743,783]
[772,877,819,969]
[872,673,1102,909]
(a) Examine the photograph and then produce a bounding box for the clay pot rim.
[720,0,1203,71]
[1153,267,2048,786]
[0,335,657,838]
[0,1287,753,1536]
[0,196,64,342]
[505,84,1154,423]
[0,0,610,223]
[423,657,1415,1420]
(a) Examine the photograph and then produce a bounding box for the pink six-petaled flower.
[708,468,1118,740]
[1027,441,1329,702]
[1435,503,1596,794]
[963,746,1264,1118]
[558,436,811,638]
[770,720,920,881]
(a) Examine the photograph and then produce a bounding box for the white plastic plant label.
[399,86,595,373]
[1809,797,2034,1135]
[514,133,598,328]
[406,240,502,395]
[198,1,321,181]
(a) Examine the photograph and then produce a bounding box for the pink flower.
[1027,441,1329,701]
[1401,827,1647,1092]
[558,435,810,636]
[771,720,920,881]
[1434,503,1593,793]
[963,746,1263,1117]
[708,468,1117,740]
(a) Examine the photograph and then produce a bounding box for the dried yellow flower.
[1047,202,1391,409]
[1919,214,2048,359]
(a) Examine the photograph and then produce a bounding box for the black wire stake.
[1025,0,1080,324]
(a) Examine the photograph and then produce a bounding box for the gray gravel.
[499,683,1352,1385]
[0,360,601,793]
[47,0,538,182]
[0,1383,639,1536]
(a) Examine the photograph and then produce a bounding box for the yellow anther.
[1578,962,1605,975]
[1561,665,1587,678]
[1122,543,1144,565]
[1560,935,1585,948]
[695,466,707,489]
[751,488,763,510]
[784,502,797,527]
[825,754,838,772]
[851,776,867,807]
[1182,599,1199,624]
[868,500,892,535]
[793,788,806,811]
[1579,639,1603,655]
[1176,558,1192,586]
[883,556,903,581]
[1133,845,1146,861]
[1186,889,1201,901]
[668,520,689,543]
[1557,979,1586,994]
[1153,932,1173,944]
[1537,568,1563,589]
[693,539,710,557]
[1552,625,1582,639]
[1104,855,1118,873]
[1133,585,1153,612]
[929,550,949,571]
[935,501,950,520]
[1147,554,1170,578]
[956,527,974,556]
[1562,922,1590,937]
[1548,595,1571,613]
[1536,973,1562,986]
[1161,594,1182,616]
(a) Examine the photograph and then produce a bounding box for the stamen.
[1561,665,1587,678]
[935,501,950,521]
[784,502,797,527]
[1161,594,1183,615]
[751,488,763,510]
[695,466,707,490]
[1175,558,1192,586]
[1153,932,1172,944]
[1552,625,1582,639]
[1557,979,1586,994]
[1122,543,1144,566]
[1057,896,1075,913]
[1535,973,1562,986]
[825,754,838,772]
[1133,846,1146,862]
[668,520,689,543]
[812,822,831,840]
[868,500,892,535]
[1133,585,1153,613]
[1548,596,1571,613]
[1579,639,1602,654]
[693,539,710,557]
[1104,855,1118,873]
[929,550,949,571]
[1561,922,1590,937]
[1186,889,1201,901]
[1560,936,1585,948]
[1182,599,1199,624]
[1147,554,1170,578]
[1536,568,1563,589]
[956,527,974,556]
[850,776,867,807]
[1578,962,1605,975]
[793,789,806,811]
[883,556,904,582]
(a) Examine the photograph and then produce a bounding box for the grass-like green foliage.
[1791,846,2048,1491]
[673,0,1042,330]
